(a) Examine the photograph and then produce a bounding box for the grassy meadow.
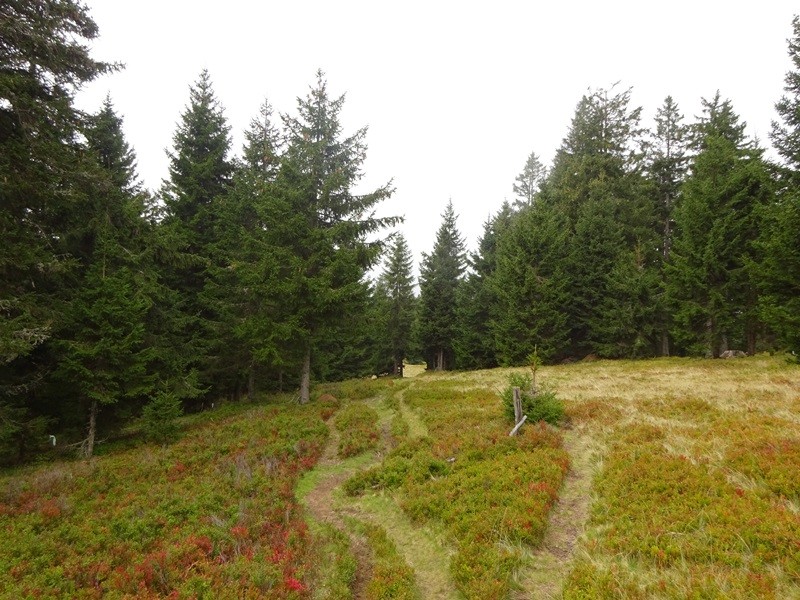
[1,355,798,598]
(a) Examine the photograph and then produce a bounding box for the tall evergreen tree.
[592,244,660,358]
[272,71,398,403]
[648,96,689,262]
[0,0,113,462]
[667,94,773,356]
[52,98,157,457]
[646,96,689,355]
[375,235,416,376]
[85,96,141,194]
[490,202,570,364]
[418,201,467,371]
[762,15,800,355]
[200,96,287,400]
[545,85,654,356]
[454,203,513,369]
[163,70,233,243]
[161,70,234,396]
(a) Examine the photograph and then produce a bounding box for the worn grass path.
[299,424,375,598]
[298,384,461,599]
[513,426,598,599]
[354,385,462,599]
[299,376,596,599]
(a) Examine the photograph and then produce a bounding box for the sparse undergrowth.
[307,522,356,600]
[0,401,328,598]
[560,355,800,598]
[344,517,420,600]
[345,380,570,599]
[334,402,381,458]
[2,356,798,599]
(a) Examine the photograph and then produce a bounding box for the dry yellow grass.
[547,355,800,599]
[306,356,800,598]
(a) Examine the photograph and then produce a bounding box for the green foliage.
[160,70,234,398]
[85,96,141,194]
[163,69,233,242]
[418,201,467,371]
[512,151,547,208]
[334,402,380,458]
[0,399,328,598]
[760,16,800,356]
[344,518,421,600]
[242,97,283,177]
[756,193,800,355]
[667,94,773,356]
[373,234,417,375]
[646,96,690,357]
[344,380,568,599]
[490,202,570,364]
[0,0,117,459]
[141,392,183,445]
[500,372,564,426]
[271,70,399,402]
[593,246,660,358]
[0,404,50,466]
[454,203,513,370]
[524,84,656,358]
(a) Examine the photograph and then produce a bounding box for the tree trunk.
[747,328,757,356]
[247,367,255,401]
[660,330,670,357]
[85,399,98,459]
[278,369,283,393]
[299,346,311,404]
[435,348,444,371]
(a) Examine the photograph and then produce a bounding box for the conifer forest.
[3,4,800,599]
[1,2,799,464]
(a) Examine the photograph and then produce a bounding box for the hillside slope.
[1,356,798,598]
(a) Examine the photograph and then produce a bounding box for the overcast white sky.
[76,1,798,272]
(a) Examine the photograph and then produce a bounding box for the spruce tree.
[272,71,398,402]
[762,15,800,355]
[418,201,467,370]
[161,70,234,396]
[668,94,773,356]
[375,235,416,376]
[490,201,571,364]
[454,203,513,369]
[243,97,284,178]
[85,96,141,194]
[0,0,113,461]
[646,96,689,355]
[545,85,654,356]
[202,97,287,400]
[164,70,233,243]
[53,99,155,457]
[592,244,660,358]
[649,96,689,262]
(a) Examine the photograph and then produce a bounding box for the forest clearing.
[3,4,800,598]
[2,355,798,599]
